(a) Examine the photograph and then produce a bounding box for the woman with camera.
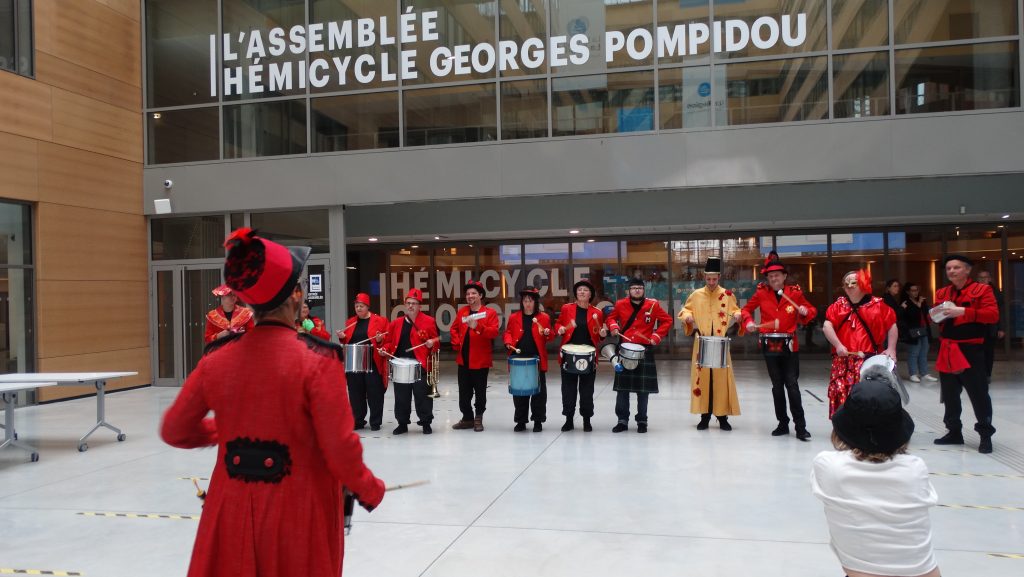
[901,283,936,383]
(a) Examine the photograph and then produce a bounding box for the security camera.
[163,179,173,189]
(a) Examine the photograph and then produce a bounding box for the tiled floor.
[1,359,1022,576]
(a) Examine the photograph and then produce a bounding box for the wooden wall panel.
[0,133,39,202]
[37,143,142,214]
[36,347,152,402]
[51,88,143,163]
[36,52,141,112]
[36,204,147,282]
[35,0,141,87]
[36,280,149,358]
[0,72,53,141]
[97,0,140,22]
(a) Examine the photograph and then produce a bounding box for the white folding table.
[1,381,58,462]
[0,372,138,454]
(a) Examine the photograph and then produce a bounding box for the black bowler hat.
[943,254,973,267]
[464,279,485,295]
[832,365,915,454]
[704,257,722,274]
[628,277,645,288]
[573,279,595,295]
[519,285,540,299]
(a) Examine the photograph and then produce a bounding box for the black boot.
[612,423,628,433]
[772,423,790,436]
[718,416,732,431]
[533,421,543,432]
[979,436,993,454]
[561,417,574,432]
[392,424,408,435]
[696,414,711,430]
[422,423,432,435]
[514,422,527,432]
[795,428,811,441]
[583,417,593,432]
[637,422,648,434]
[934,431,964,445]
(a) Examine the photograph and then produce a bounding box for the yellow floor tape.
[0,569,83,576]
[77,511,199,520]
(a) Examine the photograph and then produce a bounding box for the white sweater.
[811,451,939,576]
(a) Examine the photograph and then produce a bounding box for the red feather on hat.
[763,251,779,267]
[857,269,872,294]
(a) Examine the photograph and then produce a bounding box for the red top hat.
[223,228,311,312]
[405,288,423,303]
[761,251,787,275]
[354,293,371,306]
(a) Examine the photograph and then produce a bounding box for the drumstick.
[776,290,801,311]
[405,341,430,352]
[353,332,383,346]
[385,479,430,492]
[378,348,397,359]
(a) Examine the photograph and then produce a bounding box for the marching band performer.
[680,257,744,431]
[606,278,672,433]
[297,300,331,340]
[383,288,439,435]
[932,255,999,453]
[822,270,897,417]
[450,280,501,432]
[556,279,607,432]
[502,286,554,432]
[162,228,384,577]
[336,293,390,431]
[741,252,817,440]
[204,285,254,343]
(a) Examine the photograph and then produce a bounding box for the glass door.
[150,264,222,386]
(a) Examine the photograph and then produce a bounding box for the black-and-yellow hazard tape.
[77,511,199,520]
[938,504,1024,512]
[931,472,1024,479]
[988,553,1024,559]
[0,569,82,576]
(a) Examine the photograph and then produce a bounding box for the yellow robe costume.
[680,286,744,416]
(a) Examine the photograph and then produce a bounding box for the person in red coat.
[382,288,439,435]
[296,300,330,340]
[204,285,254,344]
[555,279,607,432]
[931,254,999,453]
[822,269,897,418]
[450,280,501,432]
[161,228,384,577]
[503,286,554,432]
[741,252,817,440]
[336,293,390,431]
[606,277,672,433]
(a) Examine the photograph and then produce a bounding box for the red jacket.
[502,311,555,372]
[384,313,439,372]
[451,305,501,369]
[296,316,330,340]
[161,323,384,577]
[338,314,392,386]
[204,307,255,344]
[933,280,998,373]
[605,297,672,346]
[555,303,605,364]
[741,283,817,352]
[825,296,896,354]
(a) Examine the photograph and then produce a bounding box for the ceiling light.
[411,244,419,248]
[152,112,161,119]
[346,266,357,270]
[586,238,595,243]
[1002,214,1010,219]
[569,229,580,235]
[368,237,378,242]
[434,236,441,240]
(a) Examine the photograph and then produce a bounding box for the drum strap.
[620,302,645,336]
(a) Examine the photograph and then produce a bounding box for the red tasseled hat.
[223,228,311,312]
[354,293,371,306]
[761,251,787,275]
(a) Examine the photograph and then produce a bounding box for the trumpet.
[427,346,441,398]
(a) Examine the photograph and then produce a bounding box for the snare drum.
[561,344,596,375]
[696,336,730,369]
[758,333,793,357]
[508,356,540,396]
[344,343,374,373]
[388,358,423,384]
[618,342,646,371]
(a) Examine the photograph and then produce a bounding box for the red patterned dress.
[824,295,896,416]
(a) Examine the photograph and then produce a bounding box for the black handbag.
[907,326,928,339]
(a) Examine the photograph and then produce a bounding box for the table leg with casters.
[77,380,126,452]
[1,392,38,462]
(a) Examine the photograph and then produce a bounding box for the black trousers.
[458,365,489,421]
[347,370,386,428]
[764,351,805,429]
[939,344,995,437]
[561,370,596,418]
[513,372,547,424]
[394,377,433,426]
[983,334,997,378]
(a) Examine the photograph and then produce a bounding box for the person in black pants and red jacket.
[503,286,555,432]
[450,280,501,432]
[555,280,607,432]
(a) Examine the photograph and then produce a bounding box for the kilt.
[613,346,659,394]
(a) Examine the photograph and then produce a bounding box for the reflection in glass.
[657,0,710,64]
[0,202,31,266]
[833,51,890,118]
[311,0,398,92]
[831,0,888,49]
[772,235,828,350]
[151,216,226,260]
[148,108,220,164]
[500,0,547,76]
[886,231,942,302]
[618,240,671,350]
[552,72,655,136]
[185,268,222,373]
[312,92,400,152]
[404,83,498,146]
[156,270,174,379]
[0,201,33,374]
[712,0,827,60]
[551,0,653,71]
[434,244,476,340]
[222,0,306,100]
[0,2,13,73]
[894,0,1018,44]
[829,231,886,296]
[895,42,1020,114]
[501,79,549,139]
[15,0,28,75]
[669,239,720,354]
[659,66,723,129]
[146,0,218,107]
[572,241,617,310]
[402,0,497,85]
[385,246,432,320]
[724,57,828,125]
[224,100,308,159]
[523,243,572,317]
[250,210,330,254]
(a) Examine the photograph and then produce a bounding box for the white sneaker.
[923,374,938,382]
[909,375,921,383]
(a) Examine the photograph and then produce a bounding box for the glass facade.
[0,201,34,375]
[144,0,1024,164]
[0,0,33,77]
